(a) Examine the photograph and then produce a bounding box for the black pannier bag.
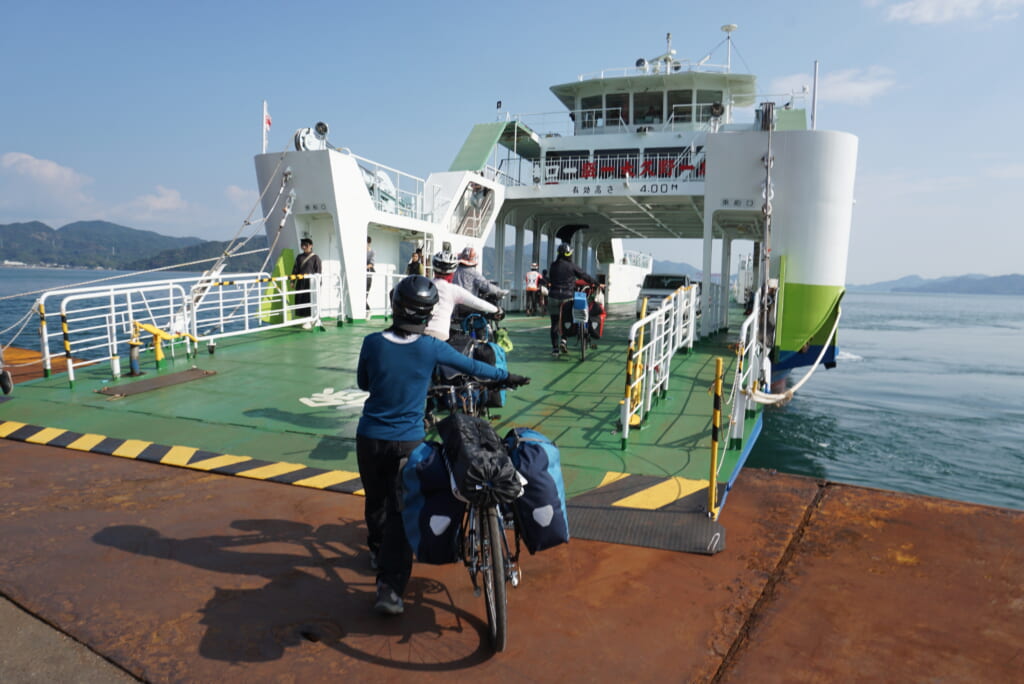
[437,413,522,506]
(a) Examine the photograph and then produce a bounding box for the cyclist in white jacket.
[425,249,502,341]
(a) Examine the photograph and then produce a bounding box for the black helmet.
[432,249,458,275]
[558,243,573,258]
[391,275,439,333]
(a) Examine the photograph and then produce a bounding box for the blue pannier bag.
[472,341,507,408]
[503,428,570,553]
[400,441,466,564]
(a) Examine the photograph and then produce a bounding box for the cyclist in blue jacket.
[356,275,528,615]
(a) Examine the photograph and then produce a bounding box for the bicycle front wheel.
[480,506,508,651]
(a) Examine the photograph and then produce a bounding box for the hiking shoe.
[551,349,560,357]
[374,582,404,616]
[559,339,568,353]
[368,550,378,571]
[302,322,312,330]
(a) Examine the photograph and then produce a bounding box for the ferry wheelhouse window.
[605,92,629,127]
[580,95,603,128]
[668,90,693,123]
[696,90,723,122]
[634,92,663,124]
[593,149,639,179]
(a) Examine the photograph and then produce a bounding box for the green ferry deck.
[0,309,755,553]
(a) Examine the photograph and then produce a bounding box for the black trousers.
[356,434,419,594]
[294,282,312,319]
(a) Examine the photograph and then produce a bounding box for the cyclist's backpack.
[438,413,522,506]
[503,428,570,553]
[471,341,508,407]
[400,441,466,564]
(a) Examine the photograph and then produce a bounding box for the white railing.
[729,289,769,441]
[350,152,426,219]
[36,272,322,388]
[619,284,698,448]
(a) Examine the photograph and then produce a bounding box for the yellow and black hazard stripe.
[566,471,724,513]
[0,419,365,495]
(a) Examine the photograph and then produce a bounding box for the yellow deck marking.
[66,434,107,452]
[353,489,365,497]
[112,440,152,459]
[0,421,27,437]
[188,454,251,471]
[612,476,709,510]
[160,446,198,466]
[598,471,631,488]
[26,427,66,445]
[292,471,361,489]
[236,462,306,480]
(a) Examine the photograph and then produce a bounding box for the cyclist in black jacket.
[547,243,597,356]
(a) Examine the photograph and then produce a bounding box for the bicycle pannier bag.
[438,413,522,506]
[504,427,570,553]
[400,441,466,564]
[471,341,508,407]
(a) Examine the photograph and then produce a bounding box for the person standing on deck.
[547,243,597,356]
[524,262,543,316]
[365,236,375,313]
[291,238,322,329]
[356,275,528,615]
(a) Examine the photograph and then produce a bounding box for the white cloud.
[986,163,1024,179]
[0,152,93,206]
[225,184,258,213]
[769,67,896,105]
[109,186,188,223]
[873,0,1024,24]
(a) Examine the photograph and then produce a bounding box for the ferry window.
[605,92,629,127]
[580,95,603,128]
[545,150,589,181]
[593,148,639,179]
[634,92,663,124]
[668,89,693,123]
[696,90,723,121]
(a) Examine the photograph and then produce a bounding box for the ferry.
[2,25,856,558]
[5,27,1020,683]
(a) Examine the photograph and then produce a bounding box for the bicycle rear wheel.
[480,506,508,651]
[578,322,587,361]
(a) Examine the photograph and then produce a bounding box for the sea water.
[2,268,1022,511]
[748,291,1024,511]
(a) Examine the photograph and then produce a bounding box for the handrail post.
[709,356,723,518]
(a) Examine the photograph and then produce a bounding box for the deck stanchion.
[709,356,723,518]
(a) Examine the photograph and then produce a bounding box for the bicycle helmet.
[458,246,479,266]
[558,243,573,258]
[432,249,459,275]
[391,275,439,333]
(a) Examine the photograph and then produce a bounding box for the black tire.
[481,507,508,651]
[578,322,587,361]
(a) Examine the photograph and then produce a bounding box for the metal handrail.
[619,284,698,448]
[36,272,322,388]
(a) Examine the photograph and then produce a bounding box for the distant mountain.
[123,235,269,273]
[849,273,1023,295]
[0,221,203,269]
[652,259,701,277]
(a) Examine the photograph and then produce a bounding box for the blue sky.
[2,0,1022,283]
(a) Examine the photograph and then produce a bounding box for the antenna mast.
[721,24,738,72]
